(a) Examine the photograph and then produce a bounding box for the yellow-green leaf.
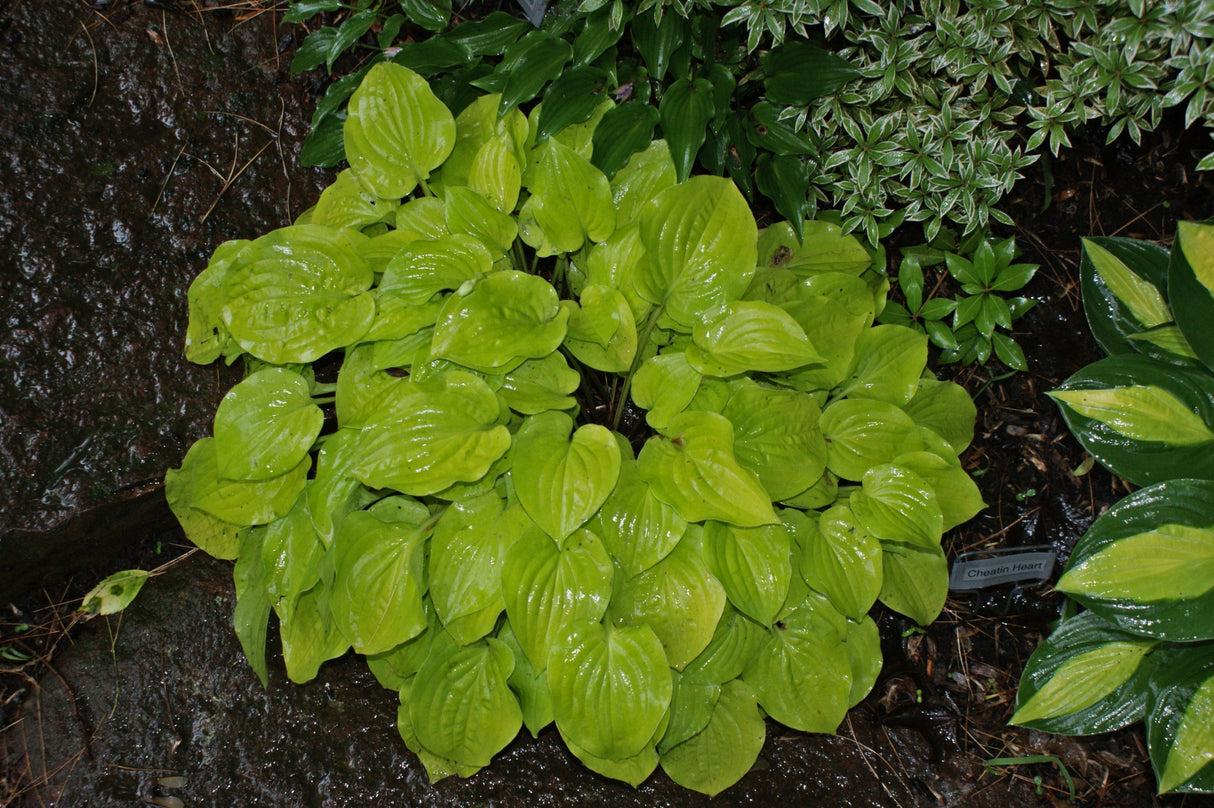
[1083,238,1171,328]
[1051,386,1214,446]
[1058,522,1214,602]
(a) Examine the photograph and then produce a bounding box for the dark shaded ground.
[4,3,1214,807]
[0,0,328,601]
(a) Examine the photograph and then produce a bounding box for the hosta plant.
[169,62,983,795]
[1014,222,1214,795]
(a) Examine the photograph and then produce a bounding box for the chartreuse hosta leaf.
[344,62,455,198]
[608,533,726,670]
[798,505,882,621]
[312,169,399,230]
[519,137,615,257]
[819,398,922,483]
[1172,222,1214,372]
[1013,611,1157,734]
[174,437,307,528]
[634,176,758,330]
[850,464,943,549]
[563,285,638,373]
[631,352,702,430]
[443,186,518,255]
[743,592,853,733]
[497,620,553,738]
[638,411,777,528]
[185,239,248,365]
[549,621,672,762]
[723,383,827,501]
[431,270,568,373]
[903,378,977,454]
[757,220,872,277]
[212,368,323,481]
[892,451,985,533]
[165,457,243,561]
[610,139,677,225]
[351,371,511,496]
[441,94,529,191]
[499,353,580,415]
[1149,644,1214,793]
[380,234,492,305]
[1050,355,1214,485]
[409,634,522,770]
[279,584,350,684]
[501,527,614,669]
[330,510,431,655]
[512,411,621,542]
[660,679,765,797]
[702,520,791,626]
[1055,479,1214,642]
[685,301,822,377]
[833,325,928,407]
[879,541,948,626]
[220,225,375,364]
[595,446,688,577]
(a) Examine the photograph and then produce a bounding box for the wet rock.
[2,554,1051,807]
[0,0,330,600]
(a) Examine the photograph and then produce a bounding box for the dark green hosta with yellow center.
[169,62,982,795]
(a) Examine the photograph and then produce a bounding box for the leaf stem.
[611,304,664,431]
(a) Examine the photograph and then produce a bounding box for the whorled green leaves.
[172,63,984,798]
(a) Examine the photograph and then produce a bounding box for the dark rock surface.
[3,553,1043,808]
[0,0,329,601]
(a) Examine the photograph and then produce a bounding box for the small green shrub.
[1014,222,1214,795]
[169,62,984,794]
[880,232,1036,370]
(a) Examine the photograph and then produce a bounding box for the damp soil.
[4,4,1214,807]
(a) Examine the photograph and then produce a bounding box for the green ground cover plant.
[880,232,1037,370]
[167,61,984,794]
[287,0,1214,245]
[1013,222,1214,795]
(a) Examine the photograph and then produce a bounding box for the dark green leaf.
[445,12,531,57]
[291,27,338,74]
[536,67,611,142]
[755,153,810,242]
[1080,236,1172,357]
[284,0,341,24]
[572,7,623,67]
[498,32,573,116]
[300,111,347,168]
[378,13,406,49]
[399,0,451,32]
[632,7,687,82]
[762,41,859,107]
[992,332,1027,370]
[659,77,715,183]
[746,102,816,156]
[591,101,660,178]
[391,37,475,76]
[327,9,378,71]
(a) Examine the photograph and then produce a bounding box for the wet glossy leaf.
[443,186,518,253]
[632,352,701,430]
[512,411,621,542]
[1147,643,1214,793]
[213,368,323,481]
[723,384,827,502]
[755,153,811,241]
[536,66,611,142]
[659,78,715,183]
[431,270,568,373]
[798,505,882,620]
[410,637,522,767]
[313,168,399,230]
[549,621,672,760]
[499,353,580,414]
[902,378,976,454]
[179,438,308,528]
[592,102,662,180]
[501,527,614,668]
[1050,355,1214,485]
[879,541,947,625]
[595,451,688,577]
[380,233,493,305]
[608,138,677,224]
[834,325,928,406]
[892,451,984,532]
[660,679,765,797]
[564,285,638,373]
[686,301,822,377]
[185,239,248,364]
[330,510,430,655]
[1057,479,1214,642]
[609,535,726,669]
[634,176,757,330]
[220,225,375,364]
[345,62,456,197]
[352,371,511,496]
[81,570,150,616]
[1171,221,1214,371]
[519,137,615,257]
[279,584,349,683]
[165,456,243,560]
[498,32,573,117]
[762,40,859,107]
[1013,610,1156,733]
[743,592,851,732]
[850,464,943,549]
[638,411,777,527]
[702,520,791,626]
[819,398,921,482]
